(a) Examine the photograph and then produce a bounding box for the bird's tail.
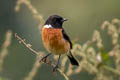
[67,51,79,66]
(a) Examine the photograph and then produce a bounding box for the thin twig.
[0,30,12,72]
[103,65,120,76]
[15,33,70,80]
[15,33,39,55]
[58,69,70,80]
[15,0,44,31]
[24,56,42,80]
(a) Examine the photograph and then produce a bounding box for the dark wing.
[62,29,72,49]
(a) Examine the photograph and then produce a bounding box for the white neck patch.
[44,24,52,28]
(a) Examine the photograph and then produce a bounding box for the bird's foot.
[40,57,47,63]
[40,53,51,63]
[53,65,58,72]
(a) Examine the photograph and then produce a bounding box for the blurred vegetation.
[0,0,120,80]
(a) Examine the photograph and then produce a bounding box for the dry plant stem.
[15,33,39,55]
[103,65,120,76]
[66,64,73,76]
[58,69,70,80]
[0,30,12,72]
[15,33,70,80]
[24,56,42,80]
[15,0,44,31]
[61,56,67,71]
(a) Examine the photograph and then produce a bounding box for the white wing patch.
[44,24,52,28]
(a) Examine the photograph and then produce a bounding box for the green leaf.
[101,49,109,62]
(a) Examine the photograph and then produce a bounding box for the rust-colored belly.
[42,28,70,55]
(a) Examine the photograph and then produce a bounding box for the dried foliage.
[0,30,12,72]
[15,33,70,80]
[0,0,119,80]
[16,0,120,80]
[15,0,44,31]
[24,56,42,80]
[15,19,120,80]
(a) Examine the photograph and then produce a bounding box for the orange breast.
[42,28,70,55]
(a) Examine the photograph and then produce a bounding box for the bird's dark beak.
[62,18,68,22]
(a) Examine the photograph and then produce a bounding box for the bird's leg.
[53,55,61,72]
[40,53,51,62]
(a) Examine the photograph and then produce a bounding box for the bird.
[41,15,79,71]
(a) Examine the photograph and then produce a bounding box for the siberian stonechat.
[41,15,79,71]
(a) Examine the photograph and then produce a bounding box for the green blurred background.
[0,0,120,80]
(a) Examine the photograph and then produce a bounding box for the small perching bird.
[41,15,79,71]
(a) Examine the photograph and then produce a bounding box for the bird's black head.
[45,15,68,28]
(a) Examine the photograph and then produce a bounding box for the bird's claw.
[40,57,47,63]
[53,65,58,72]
